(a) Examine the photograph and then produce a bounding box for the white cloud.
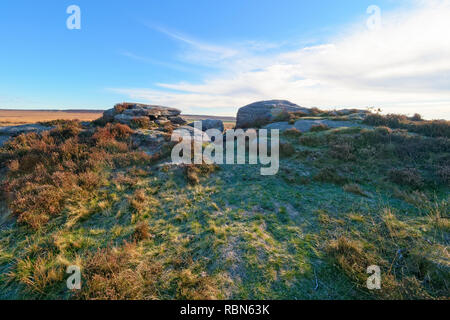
[116,1,450,119]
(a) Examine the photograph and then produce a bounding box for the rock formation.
[236,100,310,128]
[100,102,186,128]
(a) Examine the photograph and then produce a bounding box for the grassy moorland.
[0,113,448,300]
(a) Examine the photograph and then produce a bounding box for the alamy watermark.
[367,5,382,31]
[66,265,81,290]
[367,265,381,290]
[170,122,280,176]
[66,5,81,30]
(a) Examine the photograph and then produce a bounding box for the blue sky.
[0,0,449,118]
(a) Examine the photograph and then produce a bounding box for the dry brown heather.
[0,110,104,126]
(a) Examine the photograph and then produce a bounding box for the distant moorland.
[0,110,236,127]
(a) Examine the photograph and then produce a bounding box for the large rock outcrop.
[236,100,310,128]
[100,103,185,128]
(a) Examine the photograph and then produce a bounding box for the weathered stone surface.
[158,108,182,117]
[102,108,116,122]
[0,124,55,136]
[114,114,136,125]
[101,103,182,128]
[188,119,224,132]
[172,126,209,143]
[122,103,181,116]
[264,119,366,132]
[168,116,187,125]
[132,129,171,156]
[122,108,151,117]
[236,100,310,128]
[156,119,171,126]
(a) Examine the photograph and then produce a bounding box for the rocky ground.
[0,100,370,148]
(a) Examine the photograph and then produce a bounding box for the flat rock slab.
[0,124,54,136]
[264,119,365,132]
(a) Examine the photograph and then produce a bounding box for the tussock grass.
[183,163,219,185]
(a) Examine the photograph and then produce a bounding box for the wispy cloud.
[145,24,240,66]
[120,51,195,73]
[115,1,450,118]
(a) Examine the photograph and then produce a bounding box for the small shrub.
[283,128,302,137]
[313,167,348,185]
[388,168,424,189]
[162,122,175,134]
[280,142,295,157]
[49,121,82,141]
[130,117,151,129]
[286,111,309,124]
[326,236,374,280]
[309,107,324,116]
[310,124,329,132]
[78,171,101,191]
[298,134,325,147]
[291,111,309,118]
[114,103,128,114]
[132,221,152,242]
[343,183,368,197]
[329,142,355,161]
[128,189,147,214]
[184,163,219,185]
[273,111,291,122]
[93,123,134,143]
[375,126,393,136]
[436,165,450,185]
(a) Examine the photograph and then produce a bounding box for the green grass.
[0,121,448,300]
